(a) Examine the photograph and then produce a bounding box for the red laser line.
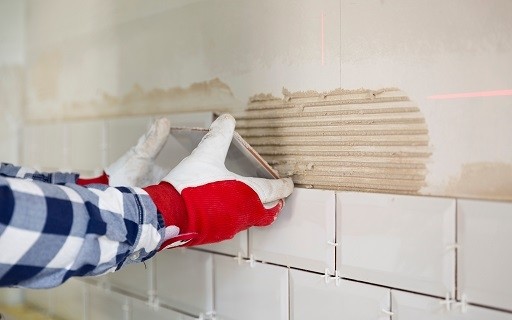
[428,89,512,100]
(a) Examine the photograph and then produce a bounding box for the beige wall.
[24,0,340,121]
[3,0,512,199]
[0,0,25,165]
[1,1,512,318]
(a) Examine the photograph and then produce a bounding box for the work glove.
[77,118,170,187]
[144,114,294,249]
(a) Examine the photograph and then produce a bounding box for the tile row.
[198,190,512,313]
[19,113,512,313]
[24,278,196,320]
[78,189,512,319]
[21,112,214,175]
[25,254,512,320]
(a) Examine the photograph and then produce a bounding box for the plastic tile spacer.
[320,268,332,284]
[381,309,394,316]
[334,270,342,287]
[454,294,468,313]
[233,252,244,266]
[245,254,256,268]
[439,292,455,311]
[445,243,460,251]
[327,240,339,247]
[147,295,160,311]
[147,288,160,311]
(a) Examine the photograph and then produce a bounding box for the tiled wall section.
[1,0,511,318]
[2,114,507,319]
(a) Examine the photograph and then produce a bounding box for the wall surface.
[0,0,25,306]
[0,0,24,165]
[20,0,512,201]
[0,0,512,319]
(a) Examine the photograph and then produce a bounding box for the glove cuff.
[77,172,109,186]
[144,182,188,232]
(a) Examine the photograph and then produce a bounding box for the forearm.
[0,176,165,288]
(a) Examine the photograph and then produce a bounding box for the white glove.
[143,114,294,248]
[105,118,170,187]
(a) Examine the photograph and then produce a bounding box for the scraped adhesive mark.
[234,88,431,195]
[40,78,239,121]
[428,89,512,100]
[446,162,512,201]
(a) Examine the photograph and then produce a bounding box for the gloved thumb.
[236,176,294,204]
[133,118,171,159]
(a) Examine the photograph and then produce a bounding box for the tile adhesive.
[233,87,431,194]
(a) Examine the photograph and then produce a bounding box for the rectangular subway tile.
[249,188,336,273]
[458,199,512,311]
[214,254,288,320]
[337,192,456,297]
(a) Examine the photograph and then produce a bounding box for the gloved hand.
[77,118,170,187]
[144,114,294,249]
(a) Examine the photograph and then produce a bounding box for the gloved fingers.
[254,199,284,226]
[133,118,171,159]
[237,175,294,204]
[190,114,236,164]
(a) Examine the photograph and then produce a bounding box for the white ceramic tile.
[152,112,213,177]
[106,116,151,164]
[0,288,23,305]
[107,261,151,298]
[290,269,391,320]
[249,188,335,273]
[392,290,512,320]
[158,112,214,129]
[458,199,512,311]
[68,120,104,172]
[24,288,49,311]
[196,231,248,257]
[88,285,129,320]
[50,279,85,320]
[337,192,456,297]
[214,254,288,320]
[155,249,213,316]
[0,118,18,164]
[131,298,196,320]
[23,124,67,170]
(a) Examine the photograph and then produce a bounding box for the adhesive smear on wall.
[234,88,431,195]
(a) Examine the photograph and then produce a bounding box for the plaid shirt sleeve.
[0,164,166,288]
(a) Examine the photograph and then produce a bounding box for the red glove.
[144,114,294,249]
[77,172,109,186]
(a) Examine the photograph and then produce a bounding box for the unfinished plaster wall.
[21,0,512,200]
[1,0,512,319]
[339,0,512,200]
[24,0,340,121]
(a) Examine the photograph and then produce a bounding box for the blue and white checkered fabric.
[0,164,165,288]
